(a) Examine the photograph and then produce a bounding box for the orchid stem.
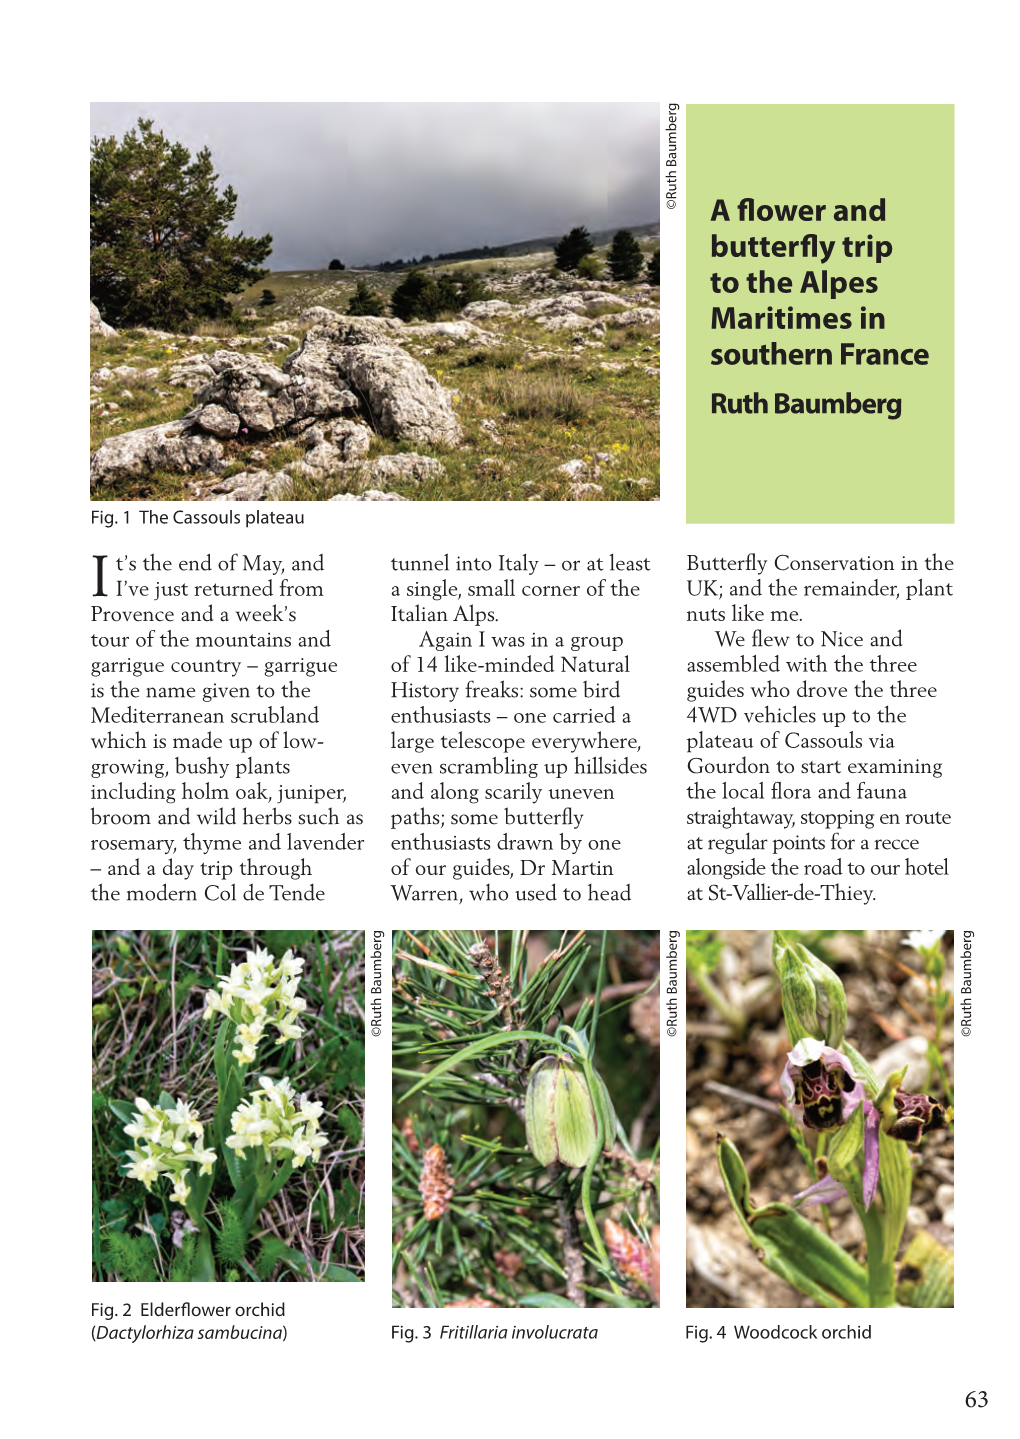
[192,1225,216,1283]
[862,1208,896,1307]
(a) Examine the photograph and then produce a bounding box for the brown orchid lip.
[888,1116,925,1143]
[889,1090,950,1140]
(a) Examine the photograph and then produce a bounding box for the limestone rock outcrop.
[90,302,117,337]
[90,420,225,488]
[284,319,462,447]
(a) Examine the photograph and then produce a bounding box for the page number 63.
[966,1393,988,1409]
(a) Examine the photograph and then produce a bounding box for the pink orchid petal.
[862,1101,881,1210]
[793,1173,848,1207]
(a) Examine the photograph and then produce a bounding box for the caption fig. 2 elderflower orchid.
[716,932,954,1308]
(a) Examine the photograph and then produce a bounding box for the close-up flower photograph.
[393,929,660,1308]
[92,929,366,1282]
[687,930,954,1308]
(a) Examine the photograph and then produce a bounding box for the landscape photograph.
[90,102,659,503]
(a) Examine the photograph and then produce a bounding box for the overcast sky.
[90,102,658,270]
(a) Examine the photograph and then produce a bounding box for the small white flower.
[125,1100,167,1143]
[169,1100,203,1134]
[258,1074,295,1105]
[126,1152,165,1190]
[271,1132,315,1164]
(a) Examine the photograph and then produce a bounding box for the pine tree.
[328,258,346,270]
[90,118,273,330]
[347,279,387,317]
[553,226,595,273]
[259,289,277,308]
[647,248,660,285]
[607,229,644,282]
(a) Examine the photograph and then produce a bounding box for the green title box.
[687,105,953,523]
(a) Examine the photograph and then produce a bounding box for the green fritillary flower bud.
[525,1055,617,1168]
[775,934,847,1050]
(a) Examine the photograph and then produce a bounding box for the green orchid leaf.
[841,1040,880,1097]
[108,1099,137,1126]
[187,1168,216,1220]
[222,1137,245,1191]
[229,1159,260,1209]
[191,1229,217,1283]
[875,1130,912,1263]
[717,1136,869,1308]
[263,1157,296,1206]
[213,1015,234,1093]
[896,1230,954,1308]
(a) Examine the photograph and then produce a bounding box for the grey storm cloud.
[90,102,658,270]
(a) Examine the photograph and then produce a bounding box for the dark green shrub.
[347,279,387,316]
[390,270,436,321]
[391,269,488,321]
